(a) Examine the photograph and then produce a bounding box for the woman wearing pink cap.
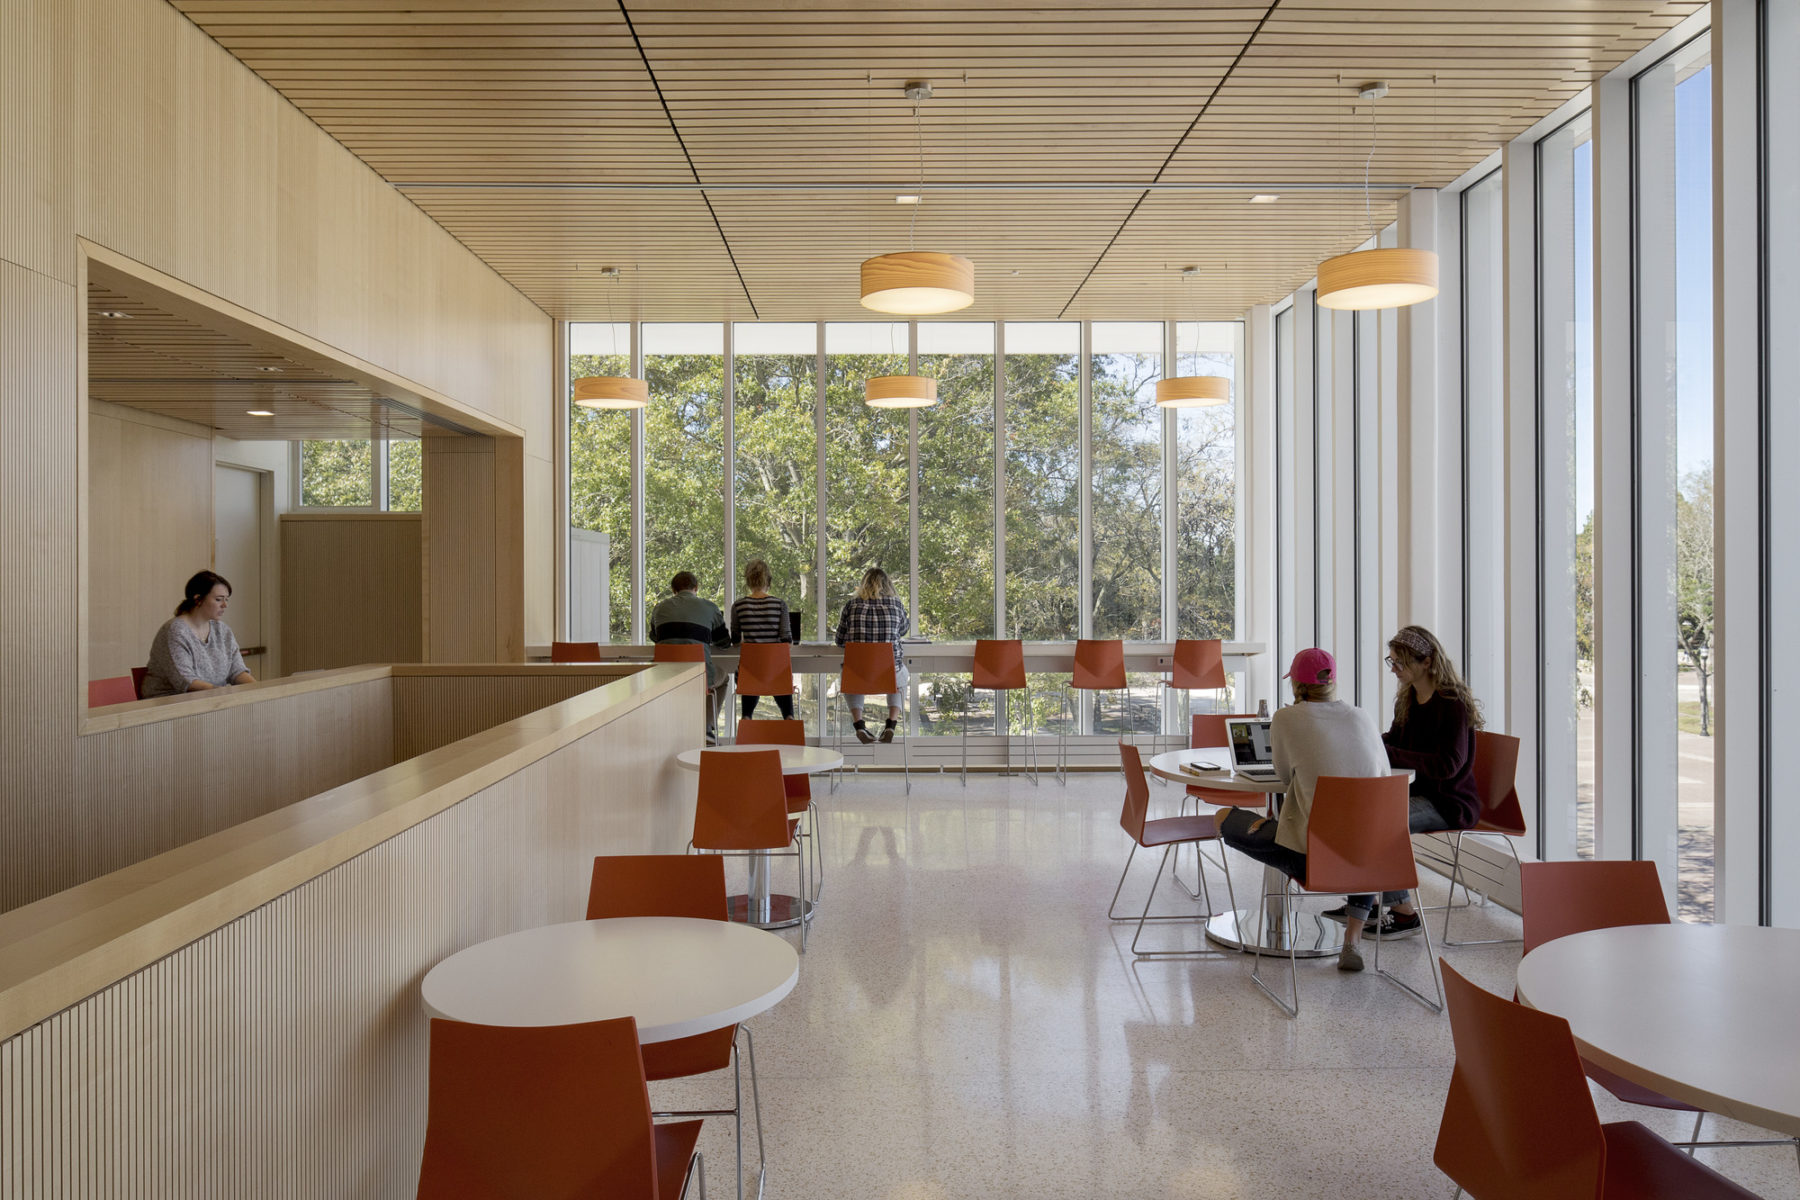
[1215,646,1389,972]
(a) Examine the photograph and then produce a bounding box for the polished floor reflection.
[657,771,1793,1199]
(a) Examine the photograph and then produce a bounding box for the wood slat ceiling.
[88,283,463,441]
[171,0,1704,322]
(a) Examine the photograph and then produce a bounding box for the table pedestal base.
[729,893,814,930]
[1204,908,1339,957]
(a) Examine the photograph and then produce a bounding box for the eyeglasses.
[1384,656,1402,669]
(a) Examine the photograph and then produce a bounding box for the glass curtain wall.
[1273,307,1296,682]
[569,322,634,642]
[1538,112,1595,860]
[1089,322,1165,643]
[1001,322,1081,732]
[1461,170,1506,702]
[1771,0,1800,926]
[1634,34,1714,920]
[823,323,910,628]
[643,323,727,617]
[299,440,374,506]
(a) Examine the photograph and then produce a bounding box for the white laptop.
[1223,717,1281,780]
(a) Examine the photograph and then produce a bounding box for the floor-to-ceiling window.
[822,323,910,629]
[1273,305,1296,682]
[1634,32,1713,920]
[1538,111,1596,860]
[568,322,634,642]
[1461,169,1506,705]
[643,323,727,618]
[917,322,997,641]
[1088,322,1165,644]
[1173,320,1243,717]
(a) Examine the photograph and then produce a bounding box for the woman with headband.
[1329,624,1483,943]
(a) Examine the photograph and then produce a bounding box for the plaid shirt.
[834,596,910,670]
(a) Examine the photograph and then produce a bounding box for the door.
[214,464,266,675]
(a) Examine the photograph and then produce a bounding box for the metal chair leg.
[1129,844,1233,958]
[1437,831,1525,947]
[960,691,970,786]
[1369,900,1445,1013]
[1250,877,1300,1017]
[1023,685,1040,785]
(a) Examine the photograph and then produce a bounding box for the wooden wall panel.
[85,404,214,684]
[390,667,648,762]
[44,679,395,909]
[279,514,423,673]
[421,437,525,664]
[1,0,553,916]
[0,677,699,1198]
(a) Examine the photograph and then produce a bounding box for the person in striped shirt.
[730,558,794,720]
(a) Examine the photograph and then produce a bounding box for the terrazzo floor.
[654,769,1798,1200]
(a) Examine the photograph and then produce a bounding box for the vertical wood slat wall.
[0,0,553,918]
[0,676,701,1198]
[280,515,424,674]
[390,668,642,762]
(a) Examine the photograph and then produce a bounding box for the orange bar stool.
[588,854,764,1200]
[962,638,1038,785]
[1434,730,1526,946]
[87,676,137,707]
[1058,638,1129,783]
[550,640,602,663]
[733,642,795,739]
[417,1015,705,1200]
[1433,962,1760,1200]
[737,718,823,902]
[656,642,723,740]
[1107,742,1239,958]
[836,641,910,793]
[1164,637,1226,728]
[1250,773,1443,1017]
[690,747,809,951]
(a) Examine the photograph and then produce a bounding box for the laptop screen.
[1226,718,1275,767]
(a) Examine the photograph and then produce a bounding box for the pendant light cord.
[1364,97,1378,240]
[910,97,925,251]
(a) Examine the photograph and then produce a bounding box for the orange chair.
[836,641,910,792]
[1433,961,1759,1200]
[588,855,762,1200]
[961,638,1038,785]
[654,642,708,664]
[737,718,822,901]
[1171,713,1258,899]
[1164,638,1226,719]
[1106,742,1239,958]
[1250,774,1443,1017]
[733,642,795,736]
[1437,730,1526,946]
[690,748,808,951]
[550,640,603,663]
[417,1015,705,1200]
[1521,860,1712,1145]
[130,666,149,699]
[87,676,137,707]
[1058,639,1130,783]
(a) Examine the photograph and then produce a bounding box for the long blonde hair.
[1389,625,1485,730]
[855,567,896,601]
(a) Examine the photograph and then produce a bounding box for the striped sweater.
[730,594,792,644]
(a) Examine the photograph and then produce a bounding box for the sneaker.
[879,725,896,743]
[854,725,876,745]
[1337,944,1365,972]
[1364,910,1423,940]
[1319,905,1350,923]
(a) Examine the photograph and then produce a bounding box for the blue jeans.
[1218,806,1307,882]
[1345,796,1455,920]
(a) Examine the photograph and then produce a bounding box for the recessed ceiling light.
[895,195,921,205]
[1250,194,1280,204]
[255,365,284,372]
[95,310,132,319]
[246,410,275,417]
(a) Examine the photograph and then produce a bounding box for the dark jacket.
[1383,692,1480,829]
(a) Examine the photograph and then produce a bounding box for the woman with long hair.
[1334,624,1484,942]
[140,570,256,698]
[833,566,909,743]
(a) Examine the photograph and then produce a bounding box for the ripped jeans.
[1344,796,1455,920]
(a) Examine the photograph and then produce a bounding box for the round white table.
[677,743,844,929]
[420,916,800,1041]
[1516,923,1800,1137]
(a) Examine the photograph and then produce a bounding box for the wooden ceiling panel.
[170,0,1705,320]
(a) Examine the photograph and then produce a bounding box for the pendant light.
[572,268,647,409]
[864,374,938,409]
[860,83,974,315]
[1156,267,1232,409]
[1316,82,1438,312]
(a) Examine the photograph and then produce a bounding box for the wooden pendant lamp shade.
[1315,247,1439,311]
[1154,375,1231,408]
[864,375,939,409]
[860,252,975,315]
[572,375,649,410]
